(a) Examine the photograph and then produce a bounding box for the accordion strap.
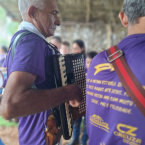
[11,31,32,60]
[11,31,60,60]
[106,45,145,116]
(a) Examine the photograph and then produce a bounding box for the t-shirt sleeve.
[10,34,46,84]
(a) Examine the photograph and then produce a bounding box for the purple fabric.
[3,30,55,145]
[86,34,145,145]
[0,54,6,66]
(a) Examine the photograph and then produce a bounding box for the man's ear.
[119,12,129,27]
[28,6,36,19]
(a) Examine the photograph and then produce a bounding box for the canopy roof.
[0,0,124,23]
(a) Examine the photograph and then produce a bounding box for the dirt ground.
[0,127,19,145]
[0,127,72,145]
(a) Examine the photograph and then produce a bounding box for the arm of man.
[0,71,83,120]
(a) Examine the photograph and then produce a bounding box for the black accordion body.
[52,53,86,140]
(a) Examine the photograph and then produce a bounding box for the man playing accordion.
[0,0,83,145]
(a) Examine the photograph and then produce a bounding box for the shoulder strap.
[106,45,145,116]
[11,31,60,60]
[46,42,60,54]
[11,31,32,60]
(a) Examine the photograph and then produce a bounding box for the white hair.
[18,0,47,18]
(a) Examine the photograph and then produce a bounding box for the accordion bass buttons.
[59,56,67,86]
[65,102,72,136]
[58,55,73,139]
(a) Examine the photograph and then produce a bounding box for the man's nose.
[55,17,60,26]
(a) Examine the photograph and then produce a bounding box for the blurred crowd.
[0,46,7,93]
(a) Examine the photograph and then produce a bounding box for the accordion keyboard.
[72,59,86,120]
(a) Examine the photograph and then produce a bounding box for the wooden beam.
[86,0,91,22]
[106,24,112,48]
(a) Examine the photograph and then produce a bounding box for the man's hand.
[68,84,84,107]
[69,100,82,107]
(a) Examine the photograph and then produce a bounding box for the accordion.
[51,53,86,140]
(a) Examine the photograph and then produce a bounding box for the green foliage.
[0,6,19,47]
[0,116,18,127]
[0,7,6,23]
[0,39,9,47]
[7,21,19,35]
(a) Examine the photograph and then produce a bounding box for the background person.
[72,39,86,56]
[86,0,145,144]
[50,36,62,51]
[85,51,97,71]
[60,41,71,54]
[0,0,83,145]
[0,46,7,96]
[0,46,7,66]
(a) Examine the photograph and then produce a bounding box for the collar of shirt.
[18,21,56,54]
[18,21,46,40]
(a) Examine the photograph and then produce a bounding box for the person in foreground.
[0,0,83,145]
[86,0,145,145]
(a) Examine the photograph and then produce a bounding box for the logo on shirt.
[114,123,142,145]
[100,143,106,145]
[90,114,109,133]
[94,63,114,76]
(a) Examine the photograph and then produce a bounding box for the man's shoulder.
[12,30,45,42]
[12,30,48,51]
[91,50,107,65]
[11,30,27,42]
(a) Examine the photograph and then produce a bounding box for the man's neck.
[18,21,46,40]
[128,17,145,36]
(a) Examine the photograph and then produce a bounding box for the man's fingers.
[69,100,81,107]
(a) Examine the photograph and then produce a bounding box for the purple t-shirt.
[86,34,145,145]
[4,30,56,145]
